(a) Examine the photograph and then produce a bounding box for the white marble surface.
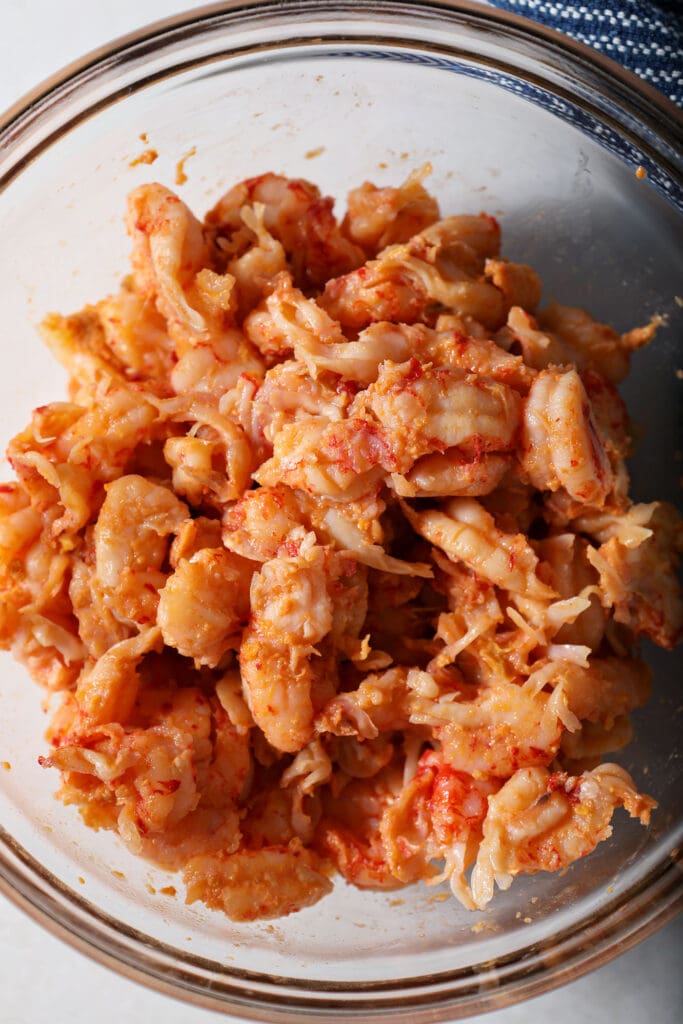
[1,2,681,1022]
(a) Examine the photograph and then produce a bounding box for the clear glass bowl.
[0,2,681,1020]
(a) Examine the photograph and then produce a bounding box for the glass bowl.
[0,2,681,1020]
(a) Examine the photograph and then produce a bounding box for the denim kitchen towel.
[489,1,682,106]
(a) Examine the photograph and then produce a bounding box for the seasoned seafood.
[1,167,679,922]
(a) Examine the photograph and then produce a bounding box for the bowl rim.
[0,1,682,1020]
[0,0,681,205]
[1,0,682,140]
[2,823,682,1021]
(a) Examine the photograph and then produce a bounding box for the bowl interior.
[0,4,681,1019]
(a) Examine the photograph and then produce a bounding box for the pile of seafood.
[1,167,680,920]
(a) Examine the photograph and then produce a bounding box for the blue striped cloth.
[489,1,682,107]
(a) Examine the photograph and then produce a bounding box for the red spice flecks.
[482,212,501,236]
[240,371,262,392]
[287,180,317,204]
[336,378,361,398]
[336,556,359,579]
[400,356,424,385]
[468,434,486,463]
[281,537,302,558]
[326,418,395,474]
[451,331,470,355]
[396,836,414,858]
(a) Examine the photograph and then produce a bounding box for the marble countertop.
[1,3,680,1021]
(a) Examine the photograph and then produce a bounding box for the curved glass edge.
[1,0,681,127]
[1,826,681,1021]
[0,38,681,210]
[327,47,683,210]
[0,1,681,171]
[1,0,682,1018]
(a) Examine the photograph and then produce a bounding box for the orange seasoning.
[130,148,159,168]
[175,146,197,186]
